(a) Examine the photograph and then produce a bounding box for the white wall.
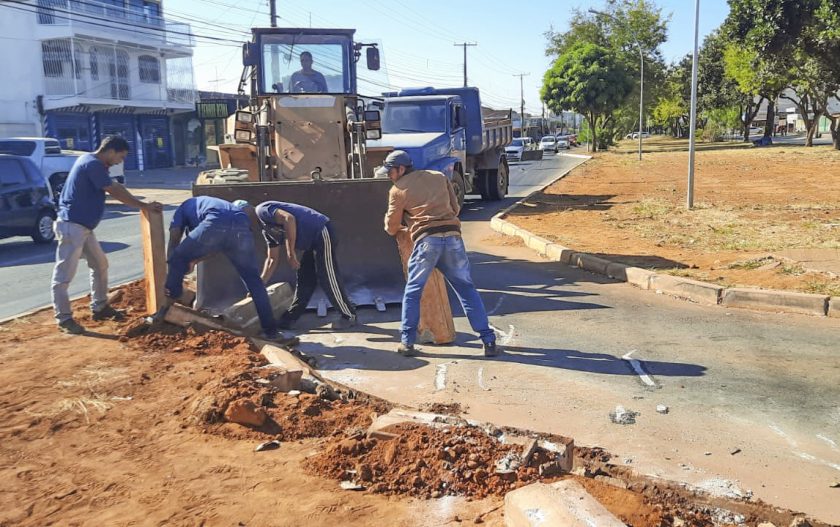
[0,6,46,135]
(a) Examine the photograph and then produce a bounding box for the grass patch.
[802,278,840,297]
[779,263,806,276]
[632,198,672,220]
[727,257,775,270]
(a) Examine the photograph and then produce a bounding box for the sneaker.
[58,319,85,335]
[92,305,126,322]
[396,343,416,357]
[331,315,357,330]
[263,331,300,347]
[484,341,501,357]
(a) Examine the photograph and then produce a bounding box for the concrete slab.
[722,288,829,316]
[649,274,723,305]
[222,282,293,331]
[570,253,610,276]
[526,235,550,256]
[625,267,655,290]
[545,244,574,264]
[504,479,624,527]
[774,248,840,276]
[829,298,840,318]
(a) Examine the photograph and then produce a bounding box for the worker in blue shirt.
[164,196,293,344]
[247,200,356,330]
[52,136,162,335]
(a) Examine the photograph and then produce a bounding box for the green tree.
[545,1,670,137]
[726,0,840,147]
[541,42,633,152]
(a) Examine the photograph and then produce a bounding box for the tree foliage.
[541,42,633,151]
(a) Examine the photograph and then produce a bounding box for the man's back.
[386,170,460,242]
[58,153,112,230]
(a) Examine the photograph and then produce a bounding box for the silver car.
[505,138,526,162]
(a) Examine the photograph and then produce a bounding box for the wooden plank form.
[139,208,167,314]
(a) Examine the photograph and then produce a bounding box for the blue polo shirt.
[170,196,245,231]
[255,201,329,250]
[58,153,113,230]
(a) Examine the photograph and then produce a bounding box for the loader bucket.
[192,178,405,314]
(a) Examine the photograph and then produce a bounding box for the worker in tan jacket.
[380,150,498,357]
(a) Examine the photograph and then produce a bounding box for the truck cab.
[375,86,511,205]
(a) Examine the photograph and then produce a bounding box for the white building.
[0,0,196,170]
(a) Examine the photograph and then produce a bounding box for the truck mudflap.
[192,179,405,314]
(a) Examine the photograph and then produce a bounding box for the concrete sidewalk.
[124,166,205,190]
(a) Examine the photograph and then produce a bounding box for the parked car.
[539,135,558,153]
[505,137,526,162]
[0,138,124,201]
[555,135,571,150]
[0,154,57,244]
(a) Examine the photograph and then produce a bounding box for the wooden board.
[395,231,456,345]
[139,208,167,314]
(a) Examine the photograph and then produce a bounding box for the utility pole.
[454,42,477,87]
[687,0,700,209]
[513,73,529,138]
[269,0,277,27]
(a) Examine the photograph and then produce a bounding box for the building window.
[89,48,99,80]
[42,41,69,78]
[139,55,161,84]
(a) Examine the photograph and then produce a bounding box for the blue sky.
[170,0,730,113]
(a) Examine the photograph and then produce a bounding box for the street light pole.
[638,46,644,161]
[588,9,644,160]
[687,0,700,209]
[513,73,529,138]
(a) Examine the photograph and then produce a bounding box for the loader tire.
[451,169,466,210]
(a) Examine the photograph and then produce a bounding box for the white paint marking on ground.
[795,451,840,472]
[477,367,490,391]
[435,361,456,392]
[769,424,799,447]
[488,295,504,315]
[817,434,839,451]
[621,350,657,387]
[490,324,516,345]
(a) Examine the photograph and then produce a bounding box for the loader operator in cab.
[290,51,328,93]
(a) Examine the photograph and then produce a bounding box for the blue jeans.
[165,215,277,335]
[401,235,495,346]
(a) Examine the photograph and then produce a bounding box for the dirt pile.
[308,423,569,500]
[126,324,254,356]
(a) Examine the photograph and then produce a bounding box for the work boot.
[331,315,357,330]
[483,341,501,358]
[396,343,416,357]
[92,305,125,322]
[263,331,300,348]
[58,318,85,335]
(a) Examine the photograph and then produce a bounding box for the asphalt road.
[285,150,840,523]
[0,203,179,321]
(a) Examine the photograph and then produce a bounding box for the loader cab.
[249,28,380,96]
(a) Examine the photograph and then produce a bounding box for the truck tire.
[31,209,56,244]
[478,162,508,201]
[451,169,466,210]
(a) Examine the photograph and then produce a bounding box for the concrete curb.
[490,160,834,318]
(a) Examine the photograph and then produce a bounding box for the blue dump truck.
[373,87,513,207]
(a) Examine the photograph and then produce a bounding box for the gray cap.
[375,150,412,178]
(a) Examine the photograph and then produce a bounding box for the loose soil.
[509,139,840,296]
[0,281,828,525]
